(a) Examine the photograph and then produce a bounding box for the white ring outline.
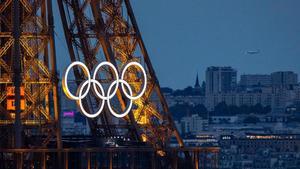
[62,61,147,118]
[77,79,105,118]
[93,61,119,100]
[121,62,147,100]
[107,80,133,118]
[62,61,91,100]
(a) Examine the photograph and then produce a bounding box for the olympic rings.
[62,61,147,118]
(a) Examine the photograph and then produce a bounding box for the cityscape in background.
[60,66,300,169]
[164,67,300,169]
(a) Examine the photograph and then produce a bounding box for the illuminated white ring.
[121,62,147,100]
[62,61,147,119]
[107,79,133,118]
[93,61,119,100]
[77,79,105,118]
[62,61,91,100]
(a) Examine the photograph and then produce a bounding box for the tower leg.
[12,0,22,150]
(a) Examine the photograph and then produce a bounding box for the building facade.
[240,74,271,87]
[271,71,298,89]
[206,66,237,94]
[178,114,208,135]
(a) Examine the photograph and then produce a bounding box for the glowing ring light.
[93,61,119,100]
[121,62,147,100]
[107,80,133,118]
[62,61,91,100]
[62,61,147,119]
[77,79,105,118]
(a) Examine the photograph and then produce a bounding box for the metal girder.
[57,0,183,149]
[0,0,61,149]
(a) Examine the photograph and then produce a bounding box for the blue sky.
[53,0,300,89]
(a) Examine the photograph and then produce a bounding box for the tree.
[169,103,193,120]
[252,103,264,114]
[262,105,271,114]
[228,105,239,115]
[214,102,229,115]
[192,104,208,118]
[239,105,250,114]
[161,87,173,94]
[243,116,260,124]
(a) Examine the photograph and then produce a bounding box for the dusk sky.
[53,0,300,89]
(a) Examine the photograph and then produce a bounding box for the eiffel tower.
[0,0,61,149]
[57,0,183,150]
[0,1,219,168]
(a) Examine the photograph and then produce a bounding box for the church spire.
[194,73,200,88]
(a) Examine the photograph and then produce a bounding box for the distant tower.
[193,73,202,95]
[194,73,200,89]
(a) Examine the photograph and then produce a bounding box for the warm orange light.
[6,86,26,111]
[6,86,25,96]
[141,134,147,142]
[7,99,25,110]
[157,150,166,157]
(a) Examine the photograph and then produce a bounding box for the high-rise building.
[271,71,298,89]
[240,74,271,87]
[206,66,237,94]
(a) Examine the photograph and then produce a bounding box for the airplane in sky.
[246,49,260,55]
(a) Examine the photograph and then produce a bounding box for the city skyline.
[163,68,299,90]
[52,0,300,89]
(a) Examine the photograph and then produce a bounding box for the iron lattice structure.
[0,0,61,149]
[0,1,221,168]
[57,0,183,149]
